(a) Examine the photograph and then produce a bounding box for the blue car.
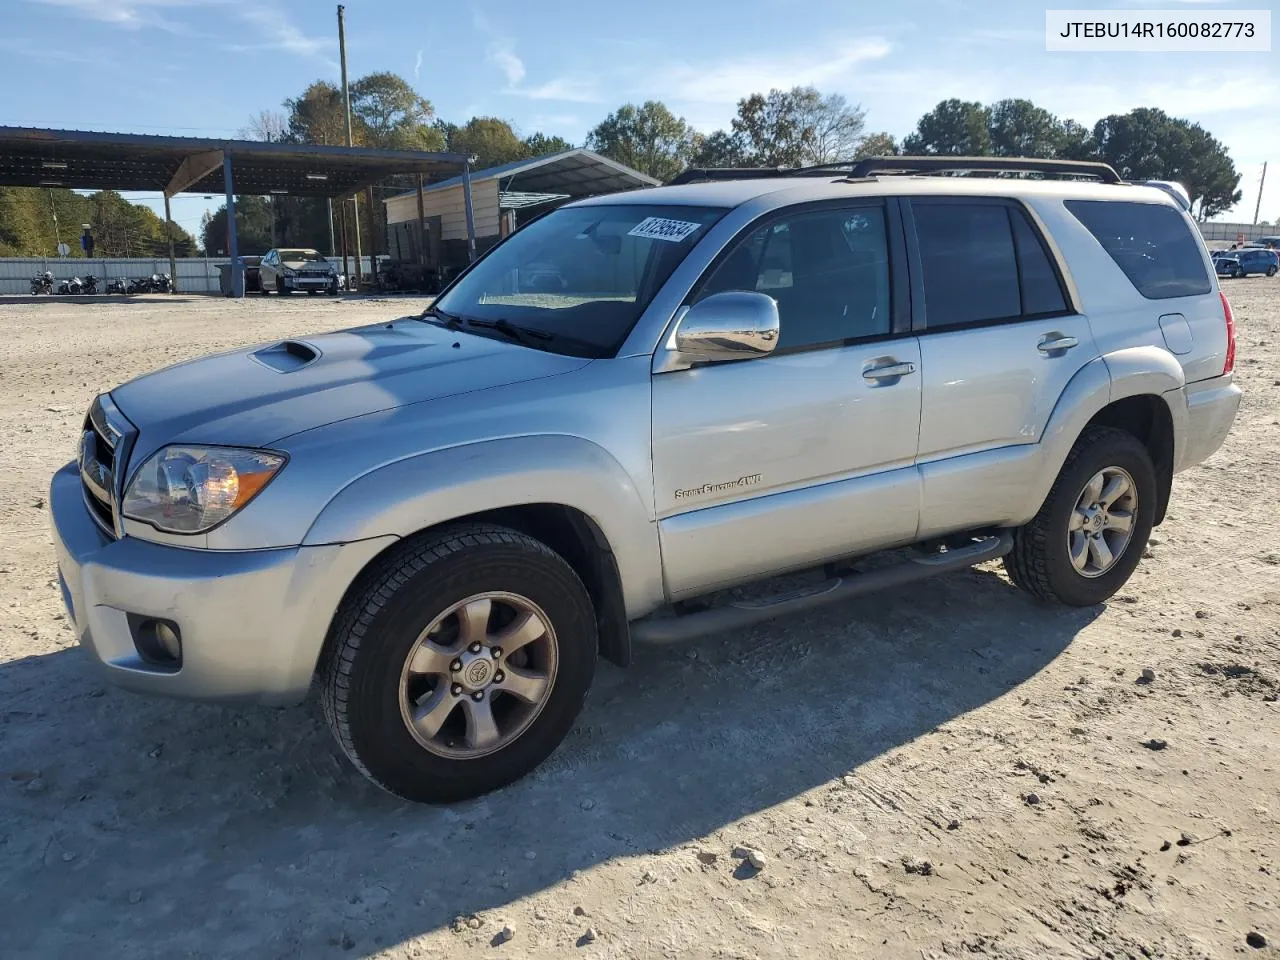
[1214,247,1279,278]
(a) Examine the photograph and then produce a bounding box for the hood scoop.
[251,340,320,373]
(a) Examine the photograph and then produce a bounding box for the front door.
[651,200,922,600]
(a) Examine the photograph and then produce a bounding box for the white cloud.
[652,38,893,106]
[226,6,336,68]
[473,7,599,103]
[488,44,527,86]
[414,48,423,81]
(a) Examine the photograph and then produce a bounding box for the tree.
[792,89,866,164]
[689,130,749,168]
[851,131,898,159]
[448,117,529,170]
[240,109,288,143]
[902,99,993,155]
[1091,108,1240,218]
[349,71,445,151]
[284,81,350,146]
[523,132,576,156]
[988,99,1064,158]
[0,187,194,257]
[725,86,867,167]
[731,89,807,167]
[585,101,696,182]
[200,196,275,256]
[1057,119,1094,161]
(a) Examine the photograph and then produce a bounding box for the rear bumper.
[1173,375,1241,473]
[49,460,395,705]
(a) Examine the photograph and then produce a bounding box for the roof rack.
[666,156,1125,186]
[843,155,1123,183]
[667,166,837,185]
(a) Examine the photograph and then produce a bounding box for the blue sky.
[1,0,1276,234]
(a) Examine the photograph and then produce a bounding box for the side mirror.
[674,291,780,364]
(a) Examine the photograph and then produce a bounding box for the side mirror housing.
[673,291,780,364]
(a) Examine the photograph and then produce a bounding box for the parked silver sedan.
[258,248,339,296]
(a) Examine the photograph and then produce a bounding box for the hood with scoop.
[110,318,591,459]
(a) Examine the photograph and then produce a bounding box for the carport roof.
[387,149,660,201]
[0,126,468,198]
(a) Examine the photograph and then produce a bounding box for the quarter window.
[696,205,892,350]
[1064,199,1212,300]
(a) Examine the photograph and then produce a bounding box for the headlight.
[281,266,296,277]
[122,445,286,534]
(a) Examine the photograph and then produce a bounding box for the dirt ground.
[0,287,1277,960]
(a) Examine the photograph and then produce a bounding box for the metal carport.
[0,126,470,296]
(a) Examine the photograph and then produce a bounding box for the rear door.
[906,197,1098,538]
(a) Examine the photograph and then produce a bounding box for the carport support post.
[223,152,243,298]
[163,194,178,294]
[415,174,427,267]
[463,158,477,262]
[364,184,379,285]
[327,197,337,257]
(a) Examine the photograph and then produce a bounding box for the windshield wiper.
[417,305,462,329]
[463,317,553,347]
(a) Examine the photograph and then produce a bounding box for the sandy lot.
[0,287,1277,960]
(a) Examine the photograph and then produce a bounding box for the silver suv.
[50,157,1241,803]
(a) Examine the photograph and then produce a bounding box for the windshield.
[279,249,326,262]
[433,204,726,357]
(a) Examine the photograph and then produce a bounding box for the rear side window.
[913,200,1068,329]
[1064,199,1211,300]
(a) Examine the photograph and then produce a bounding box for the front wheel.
[321,524,598,803]
[1005,426,1155,606]
[276,277,292,295]
[1268,265,1277,278]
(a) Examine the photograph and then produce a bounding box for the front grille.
[78,395,136,539]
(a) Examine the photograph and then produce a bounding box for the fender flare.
[301,434,666,619]
[1015,347,1185,522]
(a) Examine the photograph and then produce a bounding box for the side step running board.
[629,530,1014,645]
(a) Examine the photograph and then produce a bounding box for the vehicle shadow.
[0,565,1096,959]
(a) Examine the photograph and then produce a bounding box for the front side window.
[1064,199,1212,300]
[695,204,892,350]
[432,204,725,357]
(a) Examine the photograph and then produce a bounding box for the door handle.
[1037,334,1079,355]
[862,360,916,382]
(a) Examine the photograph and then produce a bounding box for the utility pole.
[1254,161,1268,226]
[338,4,362,289]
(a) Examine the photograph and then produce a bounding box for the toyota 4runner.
[50,157,1241,803]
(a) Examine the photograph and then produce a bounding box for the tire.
[307,289,317,296]
[1005,426,1156,607]
[321,524,598,803]
[1233,266,1244,279]
[1268,265,1277,278]
[276,276,292,296]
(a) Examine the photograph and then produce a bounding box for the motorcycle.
[57,277,84,295]
[81,275,98,295]
[29,271,54,295]
[106,278,129,295]
[150,272,172,293]
[127,276,151,294]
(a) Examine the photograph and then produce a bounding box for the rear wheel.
[1268,265,1277,278]
[1005,427,1155,606]
[321,524,598,803]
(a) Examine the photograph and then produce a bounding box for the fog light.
[129,615,182,666]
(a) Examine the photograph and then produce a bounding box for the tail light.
[1220,290,1236,375]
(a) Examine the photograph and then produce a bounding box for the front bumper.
[49,461,395,705]
[283,274,335,290]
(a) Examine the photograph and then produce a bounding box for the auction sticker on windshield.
[627,217,703,243]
